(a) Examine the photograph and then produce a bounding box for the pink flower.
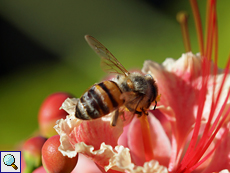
[54,0,230,172]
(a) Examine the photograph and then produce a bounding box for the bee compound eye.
[117,75,120,80]
[144,74,153,79]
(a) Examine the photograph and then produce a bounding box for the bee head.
[144,73,159,102]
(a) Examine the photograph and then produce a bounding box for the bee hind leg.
[110,109,119,126]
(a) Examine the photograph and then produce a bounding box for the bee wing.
[119,92,145,125]
[110,107,135,126]
[85,35,130,76]
[120,108,135,126]
[120,92,143,110]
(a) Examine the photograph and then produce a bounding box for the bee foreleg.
[110,109,119,126]
[135,110,142,117]
[142,108,149,116]
[153,100,157,110]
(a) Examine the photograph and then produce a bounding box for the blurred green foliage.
[0,0,229,150]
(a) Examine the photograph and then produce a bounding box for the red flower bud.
[38,92,73,138]
[42,135,78,173]
[22,136,47,173]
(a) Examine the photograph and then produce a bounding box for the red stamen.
[189,2,218,155]
[205,0,216,60]
[189,0,204,56]
[185,88,230,171]
[213,6,218,67]
[175,0,230,172]
[177,56,210,172]
[188,128,228,171]
[180,0,212,161]
[177,12,191,52]
[139,115,154,161]
[189,101,230,172]
[178,2,230,171]
[200,55,230,145]
[208,56,230,131]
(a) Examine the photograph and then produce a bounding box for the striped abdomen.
[75,80,123,120]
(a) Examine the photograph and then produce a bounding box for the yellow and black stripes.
[75,81,123,120]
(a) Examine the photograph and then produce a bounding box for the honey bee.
[74,35,159,126]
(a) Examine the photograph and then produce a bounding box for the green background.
[0,0,229,150]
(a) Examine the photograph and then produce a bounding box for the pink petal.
[126,112,171,167]
[72,154,102,173]
[142,53,230,169]
[55,98,123,155]
[55,101,124,170]
[143,53,201,142]
[69,117,123,150]
[201,125,230,173]
[219,170,230,173]
[151,109,172,141]
[126,117,145,166]
[33,166,47,173]
[117,124,130,148]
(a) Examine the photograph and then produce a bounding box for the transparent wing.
[110,107,135,126]
[85,35,130,76]
[119,107,136,126]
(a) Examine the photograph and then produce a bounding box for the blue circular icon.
[3,154,15,166]
[3,154,18,170]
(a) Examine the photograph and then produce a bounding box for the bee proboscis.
[74,35,159,126]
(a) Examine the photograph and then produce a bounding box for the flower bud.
[22,136,47,173]
[38,92,73,138]
[42,135,78,173]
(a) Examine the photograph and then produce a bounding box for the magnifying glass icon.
[3,154,18,170]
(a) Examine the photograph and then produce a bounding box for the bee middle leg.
[110,109,119,126]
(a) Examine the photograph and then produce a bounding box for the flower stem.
[139,115,154,162]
